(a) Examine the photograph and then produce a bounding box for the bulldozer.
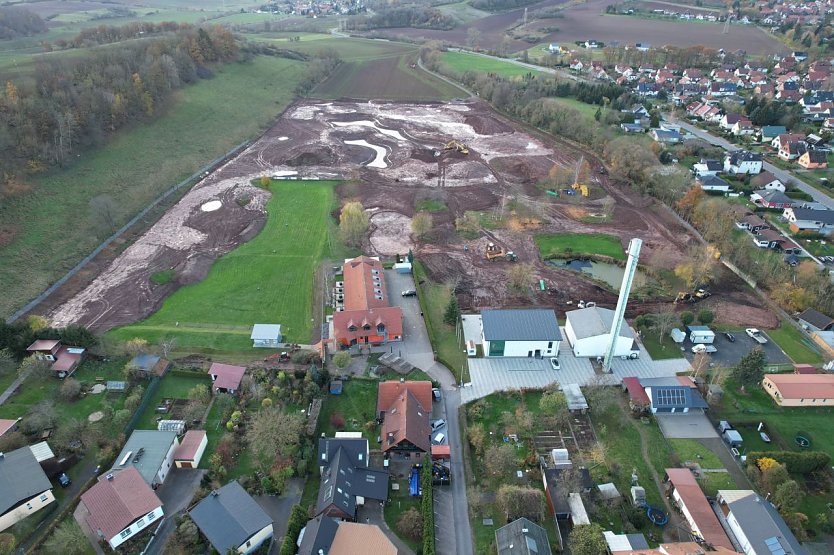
[485,242,517,262]
[674,289,712,304]
[443,140,469,155]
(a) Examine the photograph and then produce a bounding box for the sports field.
[0,56,306,319]
[440,51,548,78]
[108,180,337,351]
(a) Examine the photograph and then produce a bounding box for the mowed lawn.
[109,180,336,350]
[0,56,306,319]
[440,51,548,78]
[535,232,626,260]
[767,322,824,364]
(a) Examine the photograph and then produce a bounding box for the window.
[547,342,553,349]
[377,324,385,332]
[348,325,357,332]
[39,494,48,502]
[136,518,144,528]
[147,511,156,520]
[120,529,132,539]
[363,324,371,331]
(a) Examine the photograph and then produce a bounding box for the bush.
[281,504,308,555]
[330,413,345,430]
[397,507,423,539]
[697,309,714,324]
[680,311,694,326]
[59,378,82,401]
[747,451,831,475]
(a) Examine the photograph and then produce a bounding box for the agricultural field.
[535,232,626,260]
[108,180,337,351]
[439,51,549,78]
[1,56,306,321]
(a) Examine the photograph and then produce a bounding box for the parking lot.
[682,329,790,368]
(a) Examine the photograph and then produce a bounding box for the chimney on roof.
[400,377,405,383]
[211,490,219,497]
[106,473,113,481]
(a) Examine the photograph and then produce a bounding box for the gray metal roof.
[317,438,368,469]
[0,446,52,514]
[190,481,273,554]
[111,430,177,485]
[790,207,834,224]
[481,309,562,342]
[316,447,388,517]
[566,307,633,340]
[496,517,552,555]
[297,515,339,555]
[562,384,588,411]
[728,495,805,554]
[129,354,160,372]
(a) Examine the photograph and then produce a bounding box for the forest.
[349,5,456,30]
[0,6,47,40]
[0,25,239,197]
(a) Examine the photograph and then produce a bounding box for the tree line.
[52,20,195,50]
[0,6,47,40]
[0,26,238,195]
[469,0,541,11]
[347,5,457,31]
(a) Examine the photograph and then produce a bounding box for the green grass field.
[440,51,548,79]
[767,322,824,364]
[543,96,600,121]
[0,56,305,319]
[316,379,379,442]
[535,232,626,261]
[109,180,336,350]
[640,333,686,360]
[136,373,211,429]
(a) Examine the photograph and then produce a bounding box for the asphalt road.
[669,117,834,210]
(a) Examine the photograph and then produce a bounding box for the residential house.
[26,339,85,378]
[716,490,804,555]
[735,213,770,233]
[378,381,432,458]
[696,175,732,192]
[750,171,785,192]
[797,149,828,169]
[480,309,561,358]
[564,307,640,358]
[315,443,388,520]
[332,256,403,348]
[173,430,208,468]
[603,531,651,553]
[636,83,659,97]
[759,125,787,143]
[0,446,55,533]
[778,140,806,161]
[724,151,762,174]
[731,119,755,136]
[771,133,806,151]
[190,481,273,555]
[710,82,738,96]
[692,159,723,176]
[495,518,552,555]
[763,373,834,407]
[620,122,644,133]
[111,430,179,487]
[720,113,743,129]
[569,60,584,71]
[643,382,708,414]
[208,362,246,394]
[298,517,397,555]
[664,469,734,550]
[127,354,171,377]
[250,324,282,348]
[317,435,369,474]
[783,207,834,232]
[650,128,682,143]
[77,467,163,550]
[752,229,801,253]
[798,308,834,331]
[751,189,795,209]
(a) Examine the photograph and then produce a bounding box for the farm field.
[440,51,549,78]
[0,56,305,320]
[535,232,626,260]
[108,180,337,350]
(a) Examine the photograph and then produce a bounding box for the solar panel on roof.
[764,537,786,555]
[656,388,687,406]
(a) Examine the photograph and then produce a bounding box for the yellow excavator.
[444,140,469,155]
[485,242,517,262]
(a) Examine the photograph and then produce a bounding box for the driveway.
[143,468,206,555]
[668,117,834,210]
[383,269,472,555]
[656,413,719,439]
[254,477,303,554]
[682,330,790,368]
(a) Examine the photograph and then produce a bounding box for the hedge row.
[747,450,831,474]
[422,454,435,555]
[280,504,308,555]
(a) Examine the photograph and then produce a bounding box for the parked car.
[57,472,71,488]
[432,432,445,445]
[549,358,561,370]
[401,289,417,297]
[692,344,717,354]
[745,328,768,344]
[724,332,736,342]
[431,419,446,432]
[432,388,441,401]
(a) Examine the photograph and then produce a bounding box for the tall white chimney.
[603,238,642,373]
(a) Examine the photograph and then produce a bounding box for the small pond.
[546,259,649,289]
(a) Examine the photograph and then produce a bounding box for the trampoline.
[646,505,669,526]
[795,434,811,448]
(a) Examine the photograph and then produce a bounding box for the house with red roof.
[332,256,403,348]
[0,418,18,438]
[26,339,85,378]
[664,469,733,550]
[77,467,163,550]
[377,381,432,458]
[208,363,246,394]
[763,373,834,407]
[174,430,208,468]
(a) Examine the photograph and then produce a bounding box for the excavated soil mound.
[464,114,514,135]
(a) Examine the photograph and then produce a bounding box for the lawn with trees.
[108,180,339,351]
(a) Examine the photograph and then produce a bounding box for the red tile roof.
[26,339,60,355]
[343,256,387,310]
[381,390,431,453]
[764,373,834,399]
[431,445,451,459]
[377,381,432,414]
[81,467,162,541]
[208,363,246,392]
[793,364,818,374]
[52,346,82,373]
[665,469,733,549]
[174,431,206,461]
[622,377,650,405]
[0,419,17,437]
[332,307,403,346]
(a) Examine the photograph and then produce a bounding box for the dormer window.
[363,324,371,331]
[377,323,385,332]
[348,325,357,332]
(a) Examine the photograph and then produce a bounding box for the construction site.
[45,99,777,335]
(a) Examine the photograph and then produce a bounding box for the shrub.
[397,507,423,539]
[59,378,82,401]
[697,308,714,324]
[747,451,831,475]
[330,413,345,430]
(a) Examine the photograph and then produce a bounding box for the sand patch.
[201,200,222,212]
[88,411,105,422]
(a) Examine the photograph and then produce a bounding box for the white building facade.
[107,507,164,550]
[564,307,639,358]
[480,309,561,358]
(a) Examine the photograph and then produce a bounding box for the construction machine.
[673,289,712,304]
[571,156,591,197]
[485,242,517,262]
[443,140,469,155]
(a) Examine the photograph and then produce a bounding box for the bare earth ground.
[44,98,774,332]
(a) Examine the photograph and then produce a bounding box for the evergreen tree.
[443,295,460,326]
[732,347,766,387]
